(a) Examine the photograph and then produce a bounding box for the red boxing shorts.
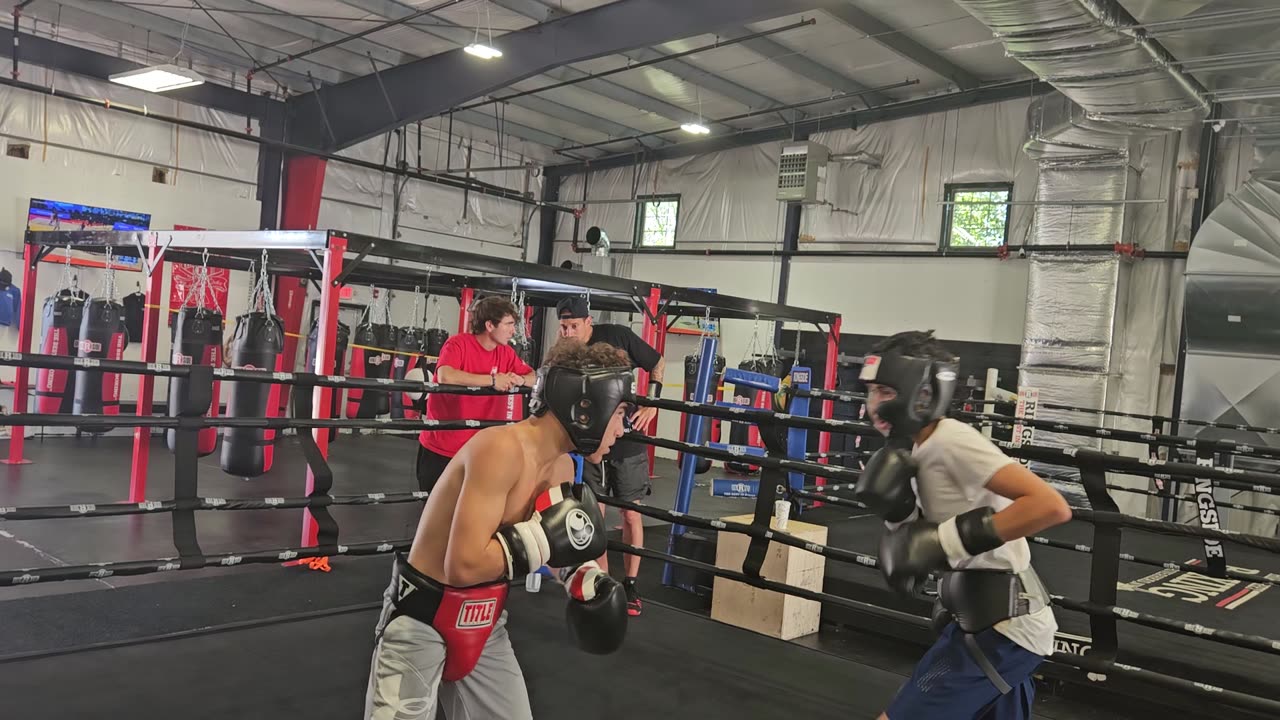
[389,554,510,682]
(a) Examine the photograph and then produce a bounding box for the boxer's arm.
[442,435,519,586]
[983,464,1073,541]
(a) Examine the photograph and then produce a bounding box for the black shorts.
[582,453,651,503]
[415,444,452,494]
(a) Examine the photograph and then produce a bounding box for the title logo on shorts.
[566,508,595,550]
[456,599,497,629]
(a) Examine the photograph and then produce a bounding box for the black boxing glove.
[878,507,1004,595]
[560,561,628,655]
[855,446,919,523]
[495,482,606,580]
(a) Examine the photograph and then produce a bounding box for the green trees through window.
[943,184,1012,249]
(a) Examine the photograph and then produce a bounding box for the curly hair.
[542,337,631,371]
[469,296,518,335]
[870,330,956,363]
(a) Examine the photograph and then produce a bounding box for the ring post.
[129,234,167,502]
[458,287,474,334]
[663,333,718,586]
[300,235,346,551]
[639,287,661,478]
[816,317,841,484]
[4,241,39,465]
[785,367,811,500]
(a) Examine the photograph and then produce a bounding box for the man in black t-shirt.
[556,295,664,617]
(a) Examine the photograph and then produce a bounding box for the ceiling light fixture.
[109,64,204,93]
[466,1,502,61]
[464,43,503,60]
[680,122,711,135]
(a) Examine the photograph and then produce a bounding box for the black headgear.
[530,365,634,454]
[859,352,959,441]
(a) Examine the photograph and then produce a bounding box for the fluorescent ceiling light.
[109,64,204,93]
[680,122,711,135]
[464,43,503,60]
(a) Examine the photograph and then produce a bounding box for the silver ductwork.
[1180,155,1280,533]
[953,1,1207,495]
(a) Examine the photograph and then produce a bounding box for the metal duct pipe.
[953,1,1208,484]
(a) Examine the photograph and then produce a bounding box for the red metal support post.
[4,243,39,465]
[127,235,167,502]
[817,316,842,487]
[274,155,329,414]
[300,234,346,550]
[638,288,661,477]
[458,287,474,334]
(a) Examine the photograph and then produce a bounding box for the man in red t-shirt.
[416,296,535,492]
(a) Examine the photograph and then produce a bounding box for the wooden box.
[710,514,828,640]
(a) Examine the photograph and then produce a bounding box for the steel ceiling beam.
[0,27,276,120]
[47,0,354,85]
[491,0,801,122]
[198,0,408,69]
[545,79,1051,176]
[719,25,892,107]
[824,1,979,90]
[294,0,823,151]
[334,0,676,146]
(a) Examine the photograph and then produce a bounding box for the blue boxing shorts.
[886,623,1044,720]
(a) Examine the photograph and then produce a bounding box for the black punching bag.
[220,312,284,477]
[390,326,426,420]
[677,354,725,474]
[346,322,394,418]
[36,290,87,414]
[167,307,224,456]
[306,319,350,441]
[423,328,449,376]
[73,298,129,428]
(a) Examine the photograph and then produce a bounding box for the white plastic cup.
[774,500,791,531]
[525,571,542,593]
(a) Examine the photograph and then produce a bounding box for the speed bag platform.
[72,298,129,430]
[221,312,284,478]
[346,323,394,419]
[390,326,426,420]
[36,290,87,414]
[167,306,225,457]
[306,319,351,442]
[677,354,725,475]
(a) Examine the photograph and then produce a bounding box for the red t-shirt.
[419,333,533,457]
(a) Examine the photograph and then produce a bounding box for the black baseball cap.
[556,295,591,320]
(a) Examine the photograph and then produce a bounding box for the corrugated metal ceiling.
[17,0,1043,157]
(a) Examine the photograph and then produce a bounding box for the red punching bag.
[167,307,224,456]
[73,298,129,428]
[305,319,350,441]
[36,290,87,414]
[221,311,284,477]
[346,322,394,418]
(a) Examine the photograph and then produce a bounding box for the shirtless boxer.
[364,340,633,720]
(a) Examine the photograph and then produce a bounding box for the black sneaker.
[625,583,643,617]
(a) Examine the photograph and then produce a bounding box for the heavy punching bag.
[677,354,725,474]
[390,326,426,420]
[36,290,87,414]
[220,312,284,477]
[73,298,129,427]
[305,319,350,442]
[167,307,224,456]
[346,322,394,418]
[725,357,787,474]
[423,327,449,377]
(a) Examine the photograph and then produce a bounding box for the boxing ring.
[0,230,1276,719]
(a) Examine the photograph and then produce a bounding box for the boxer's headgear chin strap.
[530,365,634,454]
[859,352,959,440]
